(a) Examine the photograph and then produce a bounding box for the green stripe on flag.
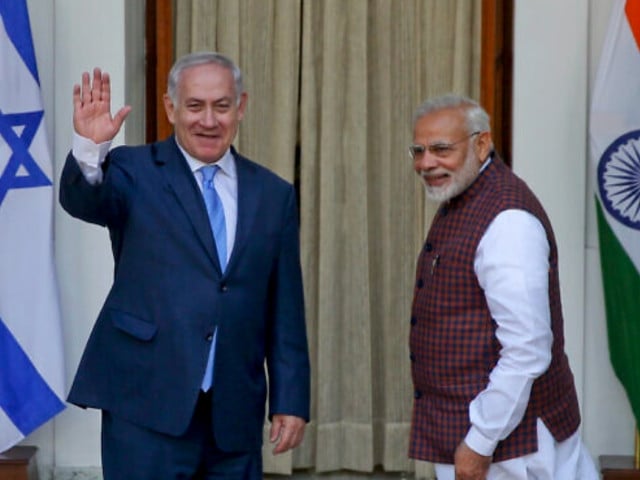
[596,198,640,425]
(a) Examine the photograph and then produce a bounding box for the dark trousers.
[101,391,262,480]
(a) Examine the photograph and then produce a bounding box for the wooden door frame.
[145,0,173,143]
[145,0,513,162]
[481,0,513,165]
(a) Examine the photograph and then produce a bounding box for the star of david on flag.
[0,0,66,452]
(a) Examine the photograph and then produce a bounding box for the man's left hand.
[270,415,306,455]
[453,441,492,480]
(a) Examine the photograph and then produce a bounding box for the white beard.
[422,148,480,202]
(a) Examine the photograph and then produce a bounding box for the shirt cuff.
[72,133,111,184]
[464,425,498,457]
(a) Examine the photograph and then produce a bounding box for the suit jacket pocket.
[110,310,158,341]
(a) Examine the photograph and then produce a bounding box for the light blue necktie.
[201,165,227,270]
[200,165,227,391]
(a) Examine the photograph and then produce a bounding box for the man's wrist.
[71,132,111,184]
[72,132,111,167]
[464,425,498,457]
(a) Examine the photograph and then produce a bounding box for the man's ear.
[475,131,493,162]
[237,92,248,121]
[163,93,176,125]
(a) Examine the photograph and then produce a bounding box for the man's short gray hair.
[413,93,491,135]
[167,51,244,105]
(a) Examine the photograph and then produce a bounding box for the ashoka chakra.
[598,129,640,230]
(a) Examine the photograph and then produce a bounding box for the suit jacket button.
[220,283,228,292]
[206,333,213,341]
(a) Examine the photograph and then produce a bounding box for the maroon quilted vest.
[408,157,580,463]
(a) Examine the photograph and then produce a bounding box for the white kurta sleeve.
[464,209,553,456]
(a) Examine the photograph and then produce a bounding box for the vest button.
[410,316,417,326]
[414,390,422,399]
[410,353,416,362]
[424,243,433,252]
[416,278,424,289]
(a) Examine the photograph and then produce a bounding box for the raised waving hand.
[73,68,132,144]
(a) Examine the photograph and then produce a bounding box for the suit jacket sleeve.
[265,186,311,421]
[59,150,131,228]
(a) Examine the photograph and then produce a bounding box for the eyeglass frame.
[408,131,481,159]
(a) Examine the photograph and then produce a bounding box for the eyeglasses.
[408,131,480,159]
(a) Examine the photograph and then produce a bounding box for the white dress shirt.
[434,208,598,479]
[176,144,237,263]
[467,208,552,455]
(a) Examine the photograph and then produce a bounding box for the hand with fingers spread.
[73,67,132,144]
[270,414,306,455]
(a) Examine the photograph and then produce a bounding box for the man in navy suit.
[59,52,310,479]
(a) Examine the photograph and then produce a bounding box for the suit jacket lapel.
[154,137,222,271]
[227,151,263,274]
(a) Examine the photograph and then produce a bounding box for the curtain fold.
[173,1,480,475]
[301,0,375,472]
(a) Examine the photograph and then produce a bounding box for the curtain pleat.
[302,0,375,473]
[173,1,480,476]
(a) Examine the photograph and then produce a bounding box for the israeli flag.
[0,1,65,452]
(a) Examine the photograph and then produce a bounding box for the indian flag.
[591,0,640,426]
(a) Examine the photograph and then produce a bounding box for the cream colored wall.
[22,0,634,476]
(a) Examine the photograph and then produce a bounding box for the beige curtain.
[174,1,480,476]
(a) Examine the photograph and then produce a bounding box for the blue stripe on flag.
[0,1,40,84]
[0,317,65,436]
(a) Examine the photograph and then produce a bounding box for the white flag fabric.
[0,1,65,452]
[590,0,640,426]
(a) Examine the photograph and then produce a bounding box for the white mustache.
[419,169,451,179]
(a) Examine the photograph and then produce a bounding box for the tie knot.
[201,165,220,184]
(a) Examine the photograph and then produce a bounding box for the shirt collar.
[479,151,493,173]
[175,141,237,179]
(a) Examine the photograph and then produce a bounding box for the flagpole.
[635,426,640,470]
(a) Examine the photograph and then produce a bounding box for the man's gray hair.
[167,51,244,104]
[413,93,491,135]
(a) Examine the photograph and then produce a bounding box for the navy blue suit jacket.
[59,136,310,452]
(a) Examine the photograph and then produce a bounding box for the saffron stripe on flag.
[626,0,640,50]
[0,317,65,436]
